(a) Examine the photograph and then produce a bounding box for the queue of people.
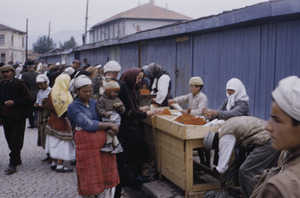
[0,60,300,198]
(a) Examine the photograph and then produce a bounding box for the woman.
[67,75,120,198]
[144,63,172,106]
[251,76,300,198]
[115,67,161,197]
[44,73,75,172]
[202,78,249,120]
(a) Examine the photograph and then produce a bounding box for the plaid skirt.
[74,130,119,196]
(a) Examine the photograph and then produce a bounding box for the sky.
[1,0,268,48]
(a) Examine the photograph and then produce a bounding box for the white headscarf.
[272,76,300,121]
[226,78,249,111]
[36,74,49,85]
[74,75,92,89]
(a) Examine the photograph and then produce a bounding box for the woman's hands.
[107,123,119,136]
[139,106,150,112]
[146,108,163,116]
[202,108,218,119]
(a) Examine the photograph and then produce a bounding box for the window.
[11,35,13,46]
[1,53,5,63]
[0,35,5,46]
[22,37,24,48]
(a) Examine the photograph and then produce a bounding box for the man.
[204,116,280,198]
[22,65,39,128]
[0,65,33,175]
[71,59,81,71]
[251,76,300,198]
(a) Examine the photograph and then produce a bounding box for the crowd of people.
[0,59,300,198]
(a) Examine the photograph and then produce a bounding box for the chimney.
[150,0,154,6]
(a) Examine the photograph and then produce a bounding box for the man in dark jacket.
[21,65,39,128]
[0,65,33,175]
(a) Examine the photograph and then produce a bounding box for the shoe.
[100,143,113,152]
[5,164,17,175]
[51,165,57,171]
[42,156,51,162]
[70,160,76,166]
[111,144,123,154]
[28,125,35,129]
[56,166,73,173]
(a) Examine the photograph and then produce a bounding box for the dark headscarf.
[145,63,164,78]
[119,67,142,92]
[119,67,143,103]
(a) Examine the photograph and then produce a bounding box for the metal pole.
[25,18,28,64]
[48,21,51,51]
[84,0,89,44]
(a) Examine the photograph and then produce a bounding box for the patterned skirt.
[74,130,119,196]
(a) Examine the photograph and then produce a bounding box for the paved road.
[0,123,147,198]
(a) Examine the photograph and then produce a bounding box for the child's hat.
[105,80,120,91]
[189,76,203,85]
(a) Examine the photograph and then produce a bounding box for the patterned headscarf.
[51,74,73,117]
[226,78,249,111]
[145,63,164,78]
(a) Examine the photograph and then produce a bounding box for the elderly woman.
[203,78,249,120]
[144,63,172,106]
[67,75,119,198]
[251,76,300,198]
[44,73,75,172]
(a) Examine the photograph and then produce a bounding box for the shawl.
[226,78,249,111]
[51,74,73,117]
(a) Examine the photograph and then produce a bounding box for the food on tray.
[174,114,206,125]
[159,109,172,115]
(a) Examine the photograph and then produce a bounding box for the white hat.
[103,61,121,74]
[74,75,92,89]
[63,67,75,76]
[95,64,102,69]
[272,76,300,121]
[36,74,49,85]
[55,62,60,66]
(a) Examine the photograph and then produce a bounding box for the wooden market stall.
[143,113,221,197]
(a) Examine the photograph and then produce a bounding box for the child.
[168,76,208,117]
[96,80,125,154]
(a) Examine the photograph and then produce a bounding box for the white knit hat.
[272,76,300,121]
[103,61,121,74]
[105,80,120,91]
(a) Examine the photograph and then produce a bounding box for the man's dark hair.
[292,117,300,126]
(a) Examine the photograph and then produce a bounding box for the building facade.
[0,24,26,64]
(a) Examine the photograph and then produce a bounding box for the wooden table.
[143,114,221,197]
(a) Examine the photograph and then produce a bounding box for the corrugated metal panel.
[193,26,262,118]
[120,43,139,71]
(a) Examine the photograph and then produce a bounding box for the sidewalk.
[0,122,187,198]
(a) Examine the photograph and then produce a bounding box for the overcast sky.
[1,0,268,46]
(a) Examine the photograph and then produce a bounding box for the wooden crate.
[143,115,221,197]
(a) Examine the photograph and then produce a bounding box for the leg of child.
[111,135,123,154]
[100,132,113,152]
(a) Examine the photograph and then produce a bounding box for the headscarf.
[36,74,49,85]
[119,67,143,102]
[225,78,249,111]
[74,75,92,89]
[145,63,164,78]
[51,74,73,117]
[119,67,143,92]
[272,76,300,121]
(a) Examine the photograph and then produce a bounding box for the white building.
[89,0,192,44]
[0,23,26,64]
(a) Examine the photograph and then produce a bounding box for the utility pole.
[25,18,28,64]
[48,21,51,51]
[84,0,89,45]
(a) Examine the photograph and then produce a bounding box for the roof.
[0,23,26,34]
[92,1,193,27]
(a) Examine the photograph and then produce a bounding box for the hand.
[168,99,174,105]
[181,110,188,115]
[147,108,163,116]
[103,112,112,118]
[107,129,118,136]
[139,106,150,112]
[4,100,14,107]
[202,108,217,119]
[110,123,119,134]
